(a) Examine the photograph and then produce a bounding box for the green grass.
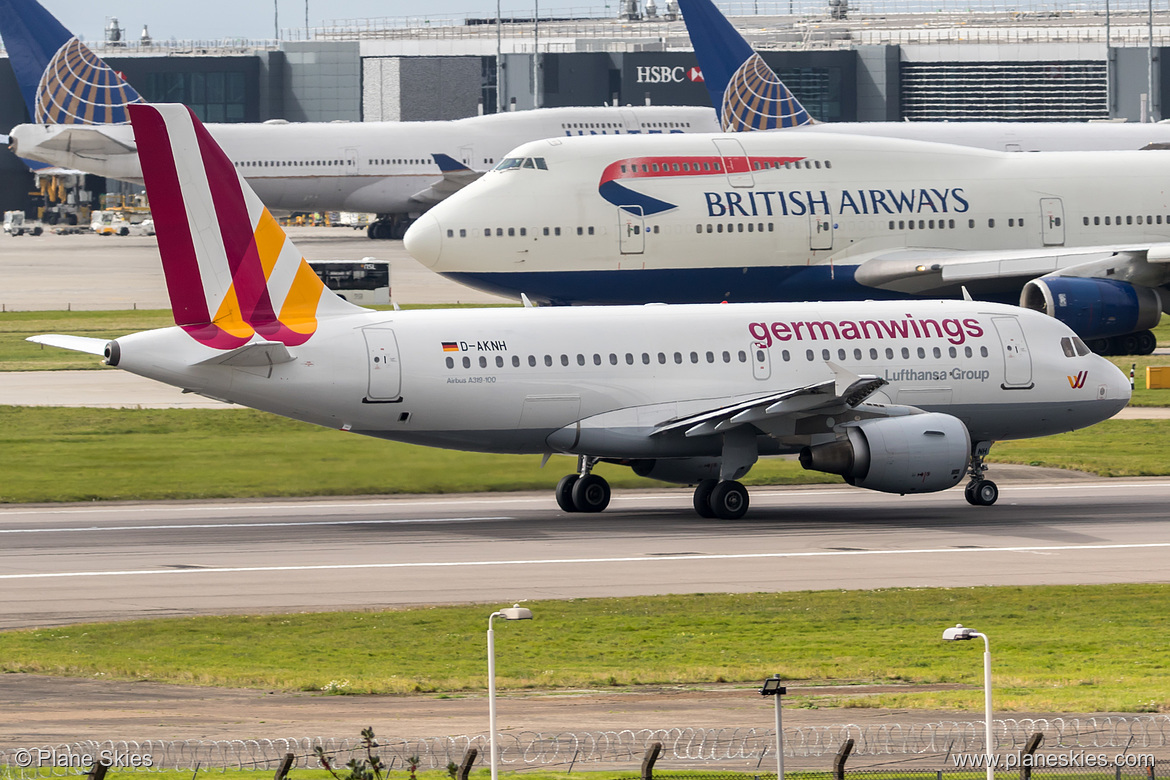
[0,310,175,370]
[0,406,838,503]
[2,408,1167,504]
[0,586,1167,713]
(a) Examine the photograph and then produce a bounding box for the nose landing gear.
[964,441,999,506]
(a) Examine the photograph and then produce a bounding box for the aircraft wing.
[650,363,888,439]
[408,153,484,206]
[854,243,1170,295]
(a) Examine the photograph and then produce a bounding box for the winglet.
[129,103,362,351]
[676,0,815,130]
[0,0,143,123]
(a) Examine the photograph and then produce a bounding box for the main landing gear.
[555,456,612,513]
[366,215,415,240]
[692,479,749,520]
[963,441,999,506]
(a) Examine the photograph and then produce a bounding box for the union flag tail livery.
[129,103,361,349]
[676,0,814,130]
[0,0,143,124]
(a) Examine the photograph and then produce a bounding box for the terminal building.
[2,1,1170,211]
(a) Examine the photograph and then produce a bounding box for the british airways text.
[706,188,970,217]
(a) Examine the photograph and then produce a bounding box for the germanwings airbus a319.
[29,104,1128,518]
[405,132,1170,355]
[0,0,716,239]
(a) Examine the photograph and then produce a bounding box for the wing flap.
[653,369,887,440]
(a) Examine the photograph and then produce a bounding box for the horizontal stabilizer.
[194,340,295,367]
[26,334,108,355]
[39,126,137,156]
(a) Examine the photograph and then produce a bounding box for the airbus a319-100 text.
[31,104,1129,518]
[405,132,1170,355]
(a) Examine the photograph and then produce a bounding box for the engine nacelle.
[1021,276,1162,340]
[799,413,970,494]
[630,457,722,485]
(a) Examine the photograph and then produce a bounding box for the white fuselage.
[9,106,718,215]
[406,131,1170,304]
[108,299,1126,457]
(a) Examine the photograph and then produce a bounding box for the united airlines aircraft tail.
[677,0,815,131]
[129,103,362,350]
[0,0,143,124]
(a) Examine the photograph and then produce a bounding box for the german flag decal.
[442,342,459,352]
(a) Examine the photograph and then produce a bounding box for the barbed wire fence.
[2,716,1169,775]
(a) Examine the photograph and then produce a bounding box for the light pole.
[759,676,786,780]
[495,0,503,113]
[943,624,993,780]
[488,604,533,780]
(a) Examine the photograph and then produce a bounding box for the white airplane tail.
[128,103,363,351]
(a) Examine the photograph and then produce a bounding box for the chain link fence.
[1,717,1169,775]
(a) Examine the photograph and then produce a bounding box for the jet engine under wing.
[854,243,1170,295]
[651,363,889,439]
[408,153,485,206]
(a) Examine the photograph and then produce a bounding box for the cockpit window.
[494,157,548,171]
[1061,336,1092,357]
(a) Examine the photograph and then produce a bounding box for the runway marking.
[0,517,513,534]
[2,481,1169,518]
[3,542,1168,580]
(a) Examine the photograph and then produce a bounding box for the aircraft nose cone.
[404,213,442,268]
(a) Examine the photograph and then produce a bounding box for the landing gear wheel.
[965,480,999,506]
[1136,330,1158,356]
[555,474,579,513]
[1117,333,1140,356]
[571,474,611,513]
[709,480,749,520]
[693,479,718,518]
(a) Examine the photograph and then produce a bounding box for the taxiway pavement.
[3,480,1169,630]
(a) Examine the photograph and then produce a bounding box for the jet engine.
[1021,276,1162,342]
[630,457,722,485]
[799,413,970,494]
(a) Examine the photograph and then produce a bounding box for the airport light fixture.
[759,675,786,780]
[942,624,994,780]
[488,604,533,780]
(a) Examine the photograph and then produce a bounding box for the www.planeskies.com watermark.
[953,751,1156,770]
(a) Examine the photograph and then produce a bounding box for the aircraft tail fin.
[677,0,815,130]
[0,0,143,124]
[128,103,362,351]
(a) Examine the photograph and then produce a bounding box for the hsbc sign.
[635,65,704,83]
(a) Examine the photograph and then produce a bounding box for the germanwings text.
[748,316,985,347]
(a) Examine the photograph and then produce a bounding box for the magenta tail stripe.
[128,104,212,329]
[192,118,281,328]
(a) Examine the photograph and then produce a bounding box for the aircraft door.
[712,138,754,188]
[751,342,771,380]
[619,206,645,254]
[621,110,639,133]
[363,327,402,401]
[1040,198,1065,246]
[992,316,1034,390]
[810,211,833,251]
[459,145,474,166]
[345,147,359,175]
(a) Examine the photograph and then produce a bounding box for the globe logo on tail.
[34,37,144,124]
[721,54,814,132]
